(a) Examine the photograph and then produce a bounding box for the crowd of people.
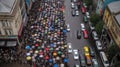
[0,47,18,63]
[23,0,69,67]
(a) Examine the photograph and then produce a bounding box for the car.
[89,22,95,31]
[74,64,80,67]
[83,30,88,39]
[80,23,85,31]
[72,10,76,16]
[95,40,102,51]
[60,63,65,67]
[92,58,99,67]
[85,55,92,66]
[66,24,70,32]
[79,54,86,67]
[89,47,95,57]
[74,5,78,10]
[73,49,79,60]
[71,0,78,2]
[83,3,87,8]
[92,31,99,40]
[83,16,88,23]
[71,2,75,9]
[77,30,81,39]
[86,12,90,19]
[83,46,89,54]
[81,6,86,14]
[67,43,72,53]
[75,10,79,16]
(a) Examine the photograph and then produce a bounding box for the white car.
[67,24,70,32]
[75,10,79,16]
[71,2,75,9]
[92,31,99,40]
[68,43,72,53]
[73,49,79,60]
[95,40,102,50]
[80,23,85,31]
[92,59,99,67]
[86,12,90,19]
[74,64,80,67]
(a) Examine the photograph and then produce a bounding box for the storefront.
[0,36,18,47]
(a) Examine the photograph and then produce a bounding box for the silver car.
[75,10,79,16]
[81,23,85,31]
[68,43,72,53]
[73,49,79,60]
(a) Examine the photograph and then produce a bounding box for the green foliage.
[106,44,120,62]
[95,20,104,36]
[84,0,92,6]
[113,62,120,67]
[90,13,101,26]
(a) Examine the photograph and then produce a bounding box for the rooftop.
[0,0,16,15]
[107,1,120,14]
[115,13,120,26]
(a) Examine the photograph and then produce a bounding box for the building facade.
[101,1,120,50]
[0,0,28,47]
[96,0,119,16]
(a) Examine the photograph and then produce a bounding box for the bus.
[100,51,109,67]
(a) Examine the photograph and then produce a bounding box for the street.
[0,0,104,67]
[64,0,104,67]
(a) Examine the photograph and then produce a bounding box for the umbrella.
[35,50,39,54]
[45,47,49,51]
[50,44,54,47]
[48,59,53,63]
[56,56,60,60]
[26,56,31,60]
[53,63,58,67]
[50,48,54,51]
[39,55,43,58]
[32,45,35,49]
[64,58,69,63]
[35,43,39,46]
[26,52,31,56]
[30,50,33,53]
[53,52,57,56]
[61,54,65,58]
[33,54,37,57]
[64,45,67,48]
[57,51,62,55]
[37,46,41,50]
[63,29,67,33]
[25,45,30,50]
[45,55,49,60]
[39,52,43,55]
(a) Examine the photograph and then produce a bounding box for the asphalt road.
[64,0,104,67]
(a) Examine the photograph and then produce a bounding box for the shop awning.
[6,41,17,47]
[0,41,5,46]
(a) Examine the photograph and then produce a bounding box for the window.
[1,20,5,27]
[4,29,13,35]
[1,20,11,27]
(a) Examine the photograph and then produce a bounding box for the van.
[100,51,109,67]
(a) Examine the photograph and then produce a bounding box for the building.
[96,0,104,16]
[25,0,34,14]
[0,0,28,47]
[96,0,119,16]
[101,1,120,50]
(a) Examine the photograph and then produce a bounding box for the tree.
[112,61,120,67]
[83,0,92,7]
[90,13,101,26]
[95,20,104,36]
[106,44,120,62]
